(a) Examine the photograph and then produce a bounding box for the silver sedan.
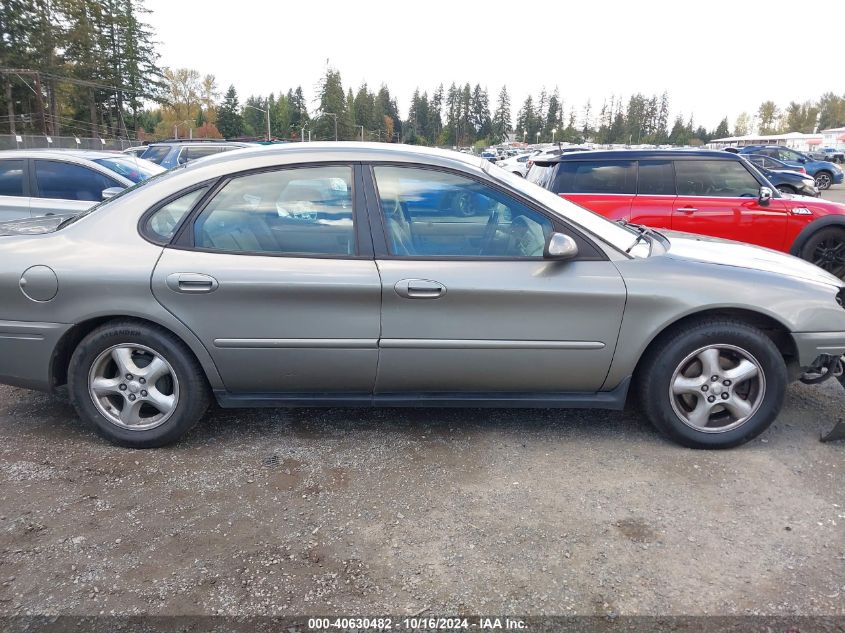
[0,143,844,449]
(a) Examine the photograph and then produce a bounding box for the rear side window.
[0,160,25,197]
[193,166,355,256]
[674,160,760,198]
[553,161,636,194]
[637,160,675,195]
[178,146,223,165]
[140,146,170,165]
[526,164,555,188]
[34,160,120,201]
[144,186,209,243]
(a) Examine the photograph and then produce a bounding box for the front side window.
[777,148,805,163]
[674,160,760,197]
[144,187,209,243]
[552,161,636,194]
[193,166,354,256]
[637,160,675,195]
[373,166,553,258]
[0,160,25,197]
[34,160,120,201]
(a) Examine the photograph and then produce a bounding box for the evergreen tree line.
[4,2,845,144]
[1,0,162,138]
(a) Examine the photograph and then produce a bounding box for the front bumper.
[832,171,844,185]
[0,320,70,391]
[792,331,845,367]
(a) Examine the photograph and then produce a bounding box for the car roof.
[145,140,252,147]
[534,148,744,163]
[181,142,487,173]
[0,149,124,160]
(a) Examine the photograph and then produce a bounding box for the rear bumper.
[0,320,70,391]
[792,331,845,367]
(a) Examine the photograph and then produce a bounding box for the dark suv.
[527,149,845,277]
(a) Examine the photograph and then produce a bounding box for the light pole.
[357,125,364,142]
[244,104,271,141]
[536,131,541,145]
[552,128,557,143]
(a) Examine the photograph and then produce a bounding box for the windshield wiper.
[621,221,660,253]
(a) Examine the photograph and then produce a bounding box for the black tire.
[68,320,211,448]
[799,226,845,279]
[776,184,796,195]
[637,319,787,449]
[814,170,833,190]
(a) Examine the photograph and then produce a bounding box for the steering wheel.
[479,208,501,255]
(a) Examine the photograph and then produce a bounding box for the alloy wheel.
[669,344,766,433]
[815,172,832,190]
[88,344,179,430]
[811,237,845,278]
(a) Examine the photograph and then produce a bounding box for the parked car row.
[0,142,844,451]
[728,145,844,190]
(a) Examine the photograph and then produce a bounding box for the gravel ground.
[0,375,843,618]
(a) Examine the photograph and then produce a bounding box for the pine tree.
[217,85,243,139]
[492,85,512,144]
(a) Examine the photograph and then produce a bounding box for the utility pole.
[4,79,14,136]
[358,125,364,142]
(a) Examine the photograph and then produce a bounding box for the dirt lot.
[0,368,844,617]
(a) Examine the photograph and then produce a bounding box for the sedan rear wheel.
[638,319,786,449]
[68,320,210,448]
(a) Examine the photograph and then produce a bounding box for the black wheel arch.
[49,315,222,392]
[788,216,845,257]
[631,308,798,388]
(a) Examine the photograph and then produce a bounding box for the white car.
[497,152,535,177]
[0,150,164,220]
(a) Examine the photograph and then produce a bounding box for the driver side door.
[671,159,788,250]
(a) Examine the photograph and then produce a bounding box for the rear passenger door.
[555,160,636,222]
[671,159,788,250]
[631,160,675,230]
[0,159,30,220]
[151,164,382,396]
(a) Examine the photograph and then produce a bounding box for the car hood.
[662,231,842,288]
[0,214,76,236]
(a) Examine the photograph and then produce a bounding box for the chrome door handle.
[165,272,219,293]
[394,278,446,299]
[678,206,698,213]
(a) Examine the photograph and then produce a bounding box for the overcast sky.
[143,0,835,130]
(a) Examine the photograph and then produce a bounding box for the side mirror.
[759,186,773,205]
[101,186,124,200]
[545,232,579,259]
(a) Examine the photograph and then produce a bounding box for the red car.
[527,150,845,278]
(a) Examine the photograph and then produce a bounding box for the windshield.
[93,156,165,183]
[487,162,651,257]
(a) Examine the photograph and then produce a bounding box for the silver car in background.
[0,149,164,220]
[0,143,844,449]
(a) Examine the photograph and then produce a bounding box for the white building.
[819,127,845,150]
[707,132,823,151]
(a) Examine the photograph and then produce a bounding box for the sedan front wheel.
[637,319,787,449]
